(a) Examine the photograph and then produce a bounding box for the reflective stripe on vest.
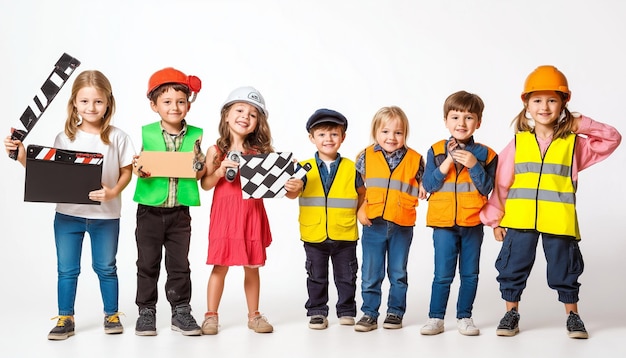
[500,132,579,237]
[364,145,421,227]
[426,140,494,227]
[298,157,359,243]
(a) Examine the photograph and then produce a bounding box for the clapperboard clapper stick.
[9,53,81,160]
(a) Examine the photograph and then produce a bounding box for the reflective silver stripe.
[299,197,358,209]
[515,162,571,176]
[507,188,575,204]
[366,178,420,197]
[438,182,476,193]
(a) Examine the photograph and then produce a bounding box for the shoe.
[339,316,355,326]
[496,307,520,337]
[248,312,273,333]
[308,315,328,330]
[354,315,377,332]
[201,312,219,335]
[48,315,75,340]
[171,304,202,336]
[457,317,480,336]
[420,318,444,335]
[135,307,157,336]
[382,313,403,329]
[104,312,124,334]
[566,311,589,339]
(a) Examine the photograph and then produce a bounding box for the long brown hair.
[64,70,115,144]
[512,91,575,139]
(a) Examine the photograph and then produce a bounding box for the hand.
[88,185,114,202]
[357,204,372,227]
[214,158,239,179]
[132,154,151,178]
[418,182,427,200]
[493,226,506,242]
[284,178,303,193]
[4,134,26,165]
[451,149,477,168]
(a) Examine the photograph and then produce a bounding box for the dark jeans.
[135,204,193,311]
[304,240,358,318]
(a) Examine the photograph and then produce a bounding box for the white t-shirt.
[54,126,135,219]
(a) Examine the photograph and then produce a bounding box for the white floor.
[2,199,625,358]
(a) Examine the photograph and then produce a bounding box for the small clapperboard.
[238,152,311,199]
[25,145,103,205]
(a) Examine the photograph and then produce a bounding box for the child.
[287,108,365,329]
[4,70,135,340]
[354,106,427,332]
[420,91,497,336]
[200,86,300,334]
[480,65,621,339]
[133,67,206,336]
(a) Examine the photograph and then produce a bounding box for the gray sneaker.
[104,312,124,334]
[48,315,75,340]
[382,313,403,329]
[354,315,378,332]
[135,307,157,336]
[171,304,201,336]
[566,311,588,339]
[496,307,520,337]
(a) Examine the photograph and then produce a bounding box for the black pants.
[135,204,192,311]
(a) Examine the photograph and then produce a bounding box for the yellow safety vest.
[426,140,496,227]
[364,145,421,227]
[298,158,359,243]
[500,131,579,238]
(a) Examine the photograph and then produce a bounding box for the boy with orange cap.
[132,67,207,336]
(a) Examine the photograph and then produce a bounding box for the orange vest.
[364,145,421,227]
[426,140,496,227]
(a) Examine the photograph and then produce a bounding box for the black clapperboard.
[25,145,103,205]
[239,152,310,199]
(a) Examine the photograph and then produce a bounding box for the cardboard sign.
[135,151,196,178]
[25,145,103,205]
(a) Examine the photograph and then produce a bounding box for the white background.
[1,0,625,357]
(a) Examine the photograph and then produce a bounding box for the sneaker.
[135,307,157,336]
[308,315,328,330]
[171,304,202,336]
[48,315,75,340]
[496,307,520,337]
[457,317,480,336]
[248,312,274,333]
[420,318,444,335]
[382,313,403,329]
[201,312,219,335]
[354,315,377,332]
[339,316,355,326]
[566,311,589,339]
[104,312,124,334]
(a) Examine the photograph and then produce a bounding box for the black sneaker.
[104,312,124,334]
[171,304,202,336]
[135,307,157,336]
[382,313,403,329]
[308,315,328,330]
[496,307,520,337]
[354,315,378,332]
[566,311,589,339]
[48,315,75,340]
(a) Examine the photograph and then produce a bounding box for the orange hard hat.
[521,65,570,102]
[147,67,202,101]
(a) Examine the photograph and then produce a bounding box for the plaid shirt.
[159,120,188,208]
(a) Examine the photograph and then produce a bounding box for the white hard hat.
[222,86,268,117]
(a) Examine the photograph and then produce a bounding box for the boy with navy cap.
[287,108,366,329]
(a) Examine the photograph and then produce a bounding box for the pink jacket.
[480,115,622,228]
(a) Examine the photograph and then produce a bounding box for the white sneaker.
[420,318,444,335]
[457,317,480,336]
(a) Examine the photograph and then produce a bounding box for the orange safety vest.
[426,140,496,227]
[364,145,422,227]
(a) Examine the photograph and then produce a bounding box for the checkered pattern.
[239,152,308,199]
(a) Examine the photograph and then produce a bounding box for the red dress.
[206,149,272,266]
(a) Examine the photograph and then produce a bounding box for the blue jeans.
[428,226,483,319]
[496,229,583,304]
[304,240,358,318]
[360,218,413,319]
[54,213,120,316]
